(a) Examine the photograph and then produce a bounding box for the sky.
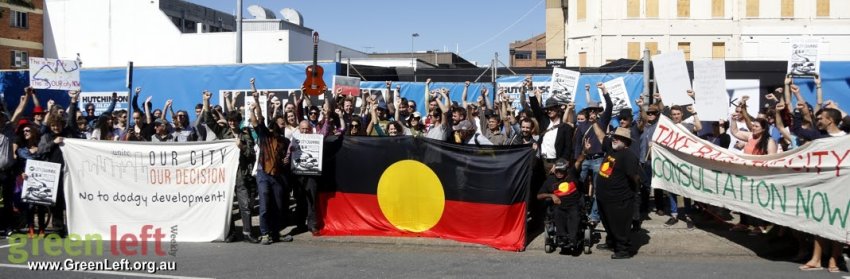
[189,0,546,66]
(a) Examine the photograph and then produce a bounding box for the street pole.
[643,48,651,104]
[126,61,134,126]
[411,33,419,82]
[236,0,242,63]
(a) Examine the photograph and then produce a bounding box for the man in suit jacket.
[529,89,575,174]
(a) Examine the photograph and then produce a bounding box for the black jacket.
[530,97,574,161]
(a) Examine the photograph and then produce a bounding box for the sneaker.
[243,234,260,244]
[260,235,272,245]
[664,217,679,227]
[279,235,294,242]
[224,233,237,243]
[684,217,695,230]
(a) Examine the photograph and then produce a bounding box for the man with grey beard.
[593,127,640,259]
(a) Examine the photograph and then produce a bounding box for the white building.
[43,0,366,68]
[551,0,850,67]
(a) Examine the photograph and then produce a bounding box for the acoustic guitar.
[302,31,326,96]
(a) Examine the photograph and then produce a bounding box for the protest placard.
[61,139,239,241]
[551,68,580,103]
[601,77,632,113]
[693,60,728,121]
[291,133,324,175]
[652,51,693,106]
[22,160,61,206]
[28,57,81,90]
[333,76,361,96]
[787,38,820,76]
[78,92,130,116]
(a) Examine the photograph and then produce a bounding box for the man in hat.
[594,127,641,259]
[529,88,574,173]
[451,120,492,146]
[537,158,583,252]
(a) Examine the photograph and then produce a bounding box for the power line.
[464,0,545,55]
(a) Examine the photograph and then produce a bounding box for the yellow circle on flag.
[377,160,445,232]
[558,182,572,193]
[600,163,610,172]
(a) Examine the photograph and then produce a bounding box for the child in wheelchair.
[538,158,590,254]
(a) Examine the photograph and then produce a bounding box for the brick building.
[509,33,547,68]
[1,0,43,70]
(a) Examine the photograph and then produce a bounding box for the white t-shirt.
[540,121,560,159]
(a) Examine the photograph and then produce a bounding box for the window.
[578,52,587,67]
[183,20,196,33]
[678,42,691,61]
[645,42,659,55]
[11,50,29,68]
[817,0,830,17]
[536,51,547,60]
[577,0,586,20]
[514,51,531,60]
[646,0,659,18]
[10,10,28,28]
[712,0,724,18]
[746,0,759,17]
[677,0,690,18]
[627,42,641,60]
[712,42,725,60]
[627,0,640,18]
[781,0,794,17]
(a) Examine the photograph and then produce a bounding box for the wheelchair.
[543,195,600,255]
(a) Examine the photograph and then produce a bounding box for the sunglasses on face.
[309,112,320,115]
[647,111,659,116]
[177,114,187,118]
[23,129,32,132]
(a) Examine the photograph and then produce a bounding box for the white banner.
[61,139,239,241]
[78,92,130,116]
[551,68,580,103]
[601,77,632,113]
[788,38,820,76]
[22,160,61,206]
[28,57,81,90]
[650,115,850,243]
[693,60,728,121]
[291,133,324,175]
[652,51,693,106]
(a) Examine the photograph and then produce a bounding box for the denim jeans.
[668,193,693,218]
[256,172,289,236]
[580,157,602,222]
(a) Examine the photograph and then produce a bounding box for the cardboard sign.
[28,57,81,90]
[652,51,693,106]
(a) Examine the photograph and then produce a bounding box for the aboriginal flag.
[318,137,533,251]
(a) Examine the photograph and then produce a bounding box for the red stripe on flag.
[317,192,527,251]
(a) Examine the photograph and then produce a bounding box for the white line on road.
[0,263,213,279]
[0,244,16,249]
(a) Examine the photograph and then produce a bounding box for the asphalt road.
[0,236,844,279]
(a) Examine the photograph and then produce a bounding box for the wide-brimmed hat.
[611,127,632,145]
[452,120,476,131]
[544,92,570,108]
[581,101,603,112]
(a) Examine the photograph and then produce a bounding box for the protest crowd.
[0,73,848,271]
